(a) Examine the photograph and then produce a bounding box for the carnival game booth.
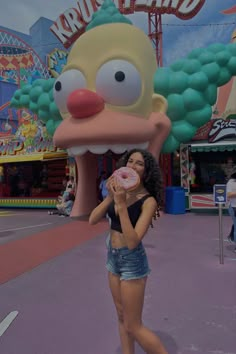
[180,118,236,210]
[0,122,68,209]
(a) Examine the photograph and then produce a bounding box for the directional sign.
[213,184,227,204]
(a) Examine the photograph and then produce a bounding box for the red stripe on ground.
[0,220,108,285]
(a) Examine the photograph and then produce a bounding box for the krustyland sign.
[51,0,205,48]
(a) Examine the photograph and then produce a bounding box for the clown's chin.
[70,153,98,218]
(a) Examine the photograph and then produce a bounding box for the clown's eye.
[53,69,86,112]
[96,60,142,106]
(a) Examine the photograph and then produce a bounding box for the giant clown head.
[52,1,171,216]
[11,0,236,217]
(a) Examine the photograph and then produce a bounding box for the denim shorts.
[106,239,151,281]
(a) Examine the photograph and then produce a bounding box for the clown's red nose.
[67,89,104,118]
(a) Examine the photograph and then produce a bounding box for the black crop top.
[107,195,152,233]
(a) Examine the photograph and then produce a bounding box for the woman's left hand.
[110,177,126,206]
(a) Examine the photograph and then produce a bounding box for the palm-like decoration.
[11,43,236,153]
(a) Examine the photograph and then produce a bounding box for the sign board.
[213,184,227,204]
[50,0,206,48]
[213,184,226,264]
[0,111,65,159]
[208,119,236,143]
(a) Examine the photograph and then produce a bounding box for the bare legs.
[108,272,135,354]
[120,277,168,354]
[108,272,168,354]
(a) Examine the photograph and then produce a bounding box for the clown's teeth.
[69,146,88,156]
[110,145,128,154]
[89,145,110,154]
[68,142,148,156]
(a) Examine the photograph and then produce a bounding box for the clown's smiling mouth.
[68,142,148,156]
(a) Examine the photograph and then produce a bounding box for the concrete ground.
[0,209,235,354]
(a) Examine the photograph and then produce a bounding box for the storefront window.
[1,159,67,198]
[189,152,236,193]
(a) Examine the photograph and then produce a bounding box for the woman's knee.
[116,305,124,324]
[123,319,141,336]
[118,312,124,323]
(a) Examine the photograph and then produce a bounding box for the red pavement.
[0,219,108,285]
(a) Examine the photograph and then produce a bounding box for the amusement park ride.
[0,29,50,136]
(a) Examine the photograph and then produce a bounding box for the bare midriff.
[110,230,128,248]
[108,192,148,249]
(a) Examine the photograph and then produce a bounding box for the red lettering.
[51,0,205,48]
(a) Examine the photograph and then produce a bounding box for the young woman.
[89,149,168,354]
[226,172,236,251]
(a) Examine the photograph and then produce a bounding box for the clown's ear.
[152,94,168,114]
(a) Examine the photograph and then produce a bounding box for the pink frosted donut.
[113,167,140,190]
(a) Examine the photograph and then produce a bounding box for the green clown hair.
[86,0,132,32]
[10,78,62,136]
[154,43,236,153]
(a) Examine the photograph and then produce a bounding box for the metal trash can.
[165,186,186,214]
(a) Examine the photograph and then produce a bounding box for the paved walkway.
[0,211,235,354]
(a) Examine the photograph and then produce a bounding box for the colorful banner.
[0,110,65,160]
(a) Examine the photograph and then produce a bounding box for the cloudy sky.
[0,0,235,66]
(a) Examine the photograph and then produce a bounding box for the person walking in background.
[227,224,234,243]
[97,170,106,202]
[226,172,236,251]
[89,149,167,354]
[99,172,112,200]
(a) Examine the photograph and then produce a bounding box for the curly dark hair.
[117,149,163,206]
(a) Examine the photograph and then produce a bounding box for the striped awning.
[190,141,236,152]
